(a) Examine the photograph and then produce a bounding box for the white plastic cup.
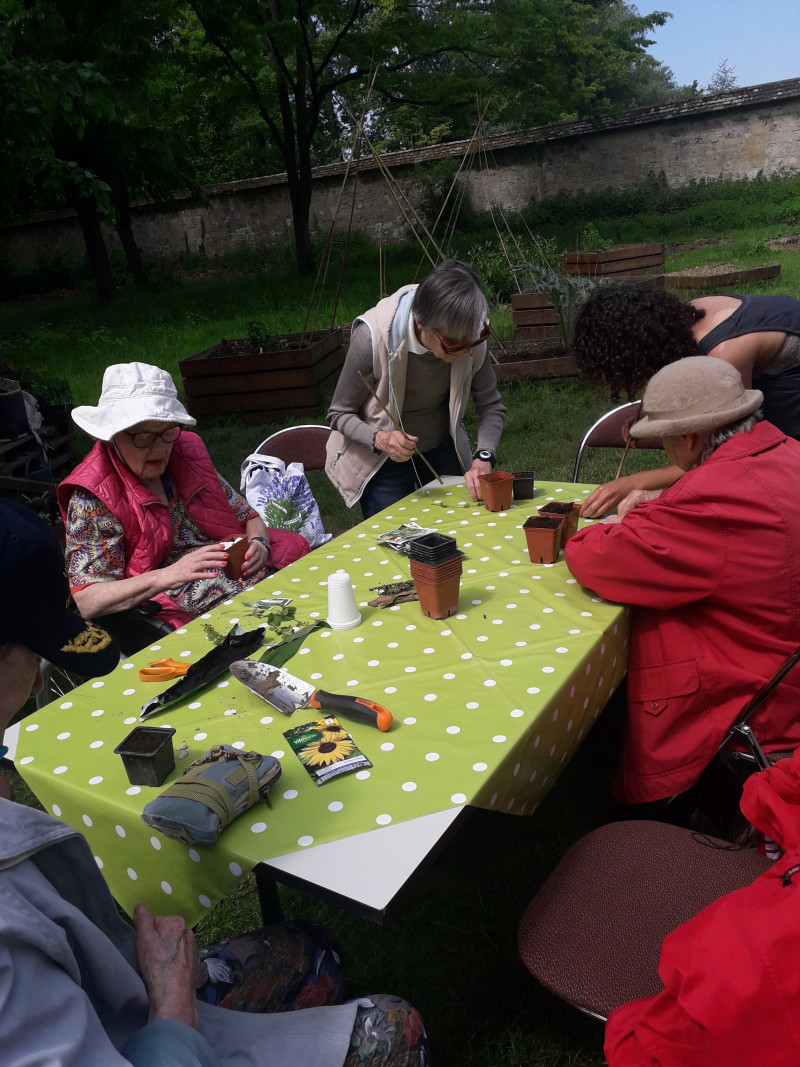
[326,570,362,630]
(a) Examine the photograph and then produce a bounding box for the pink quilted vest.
[59,432,243,569]
[58,433,246,625]
[59,433,311,627]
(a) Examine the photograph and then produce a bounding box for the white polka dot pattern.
[14,480,628,929]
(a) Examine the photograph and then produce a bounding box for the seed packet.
[375,523,439,554]
[283,716,372,786]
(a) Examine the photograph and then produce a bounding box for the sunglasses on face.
[122,426,183,449]
[433,322,491,356]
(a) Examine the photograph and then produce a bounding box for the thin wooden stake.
[357,372,443,485]
[614,437,632,480]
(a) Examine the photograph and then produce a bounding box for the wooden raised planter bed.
[511,292,561,342]
[492,341,577,381]
[663,263,781,290]
[560,242,665,280]
[179,330,345,421]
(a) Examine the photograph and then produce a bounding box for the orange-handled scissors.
[138,658,192,681]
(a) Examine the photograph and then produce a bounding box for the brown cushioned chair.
[517,819,771,1021]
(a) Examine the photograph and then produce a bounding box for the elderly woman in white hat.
[58,363,309,631]
[566,356,800,806]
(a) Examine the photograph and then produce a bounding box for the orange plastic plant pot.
[523,516,563,564]
[479,471,515,512]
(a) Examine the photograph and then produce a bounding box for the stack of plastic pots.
[408,533,462,619]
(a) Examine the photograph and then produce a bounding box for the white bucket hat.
[630,357,763,439]
[72,362,197,441]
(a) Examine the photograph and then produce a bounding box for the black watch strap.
[473,448,496,468]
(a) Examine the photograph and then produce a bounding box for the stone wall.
[4,78,800,271]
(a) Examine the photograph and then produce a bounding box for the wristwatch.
[249,536,271,560]
[472,448,496,469]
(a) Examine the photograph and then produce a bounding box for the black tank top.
[696,295,800,441]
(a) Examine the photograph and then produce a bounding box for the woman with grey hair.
[326,259,507,517]
[565,356,800,805]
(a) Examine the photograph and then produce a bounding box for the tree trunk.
[290,184,314,275]
[76,196,116,302]
[113,184,147,286]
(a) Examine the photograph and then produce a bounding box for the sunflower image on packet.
[284,715,372,786]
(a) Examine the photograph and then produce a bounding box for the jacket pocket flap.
[628,658,701,702]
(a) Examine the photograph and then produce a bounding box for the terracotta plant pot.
[479,471,515,512]
[114,726,177,787]
[538,501,581,543]
[523,516,563,564]
[412,571,461,619]
[512,471,536,500]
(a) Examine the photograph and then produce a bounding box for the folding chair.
[256,424,331,470]
[662,644,800,839]
[719,643,800,773]
[517,819,771,1021]
[572,401,662,482]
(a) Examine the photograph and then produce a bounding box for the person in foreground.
[565,357,800,804]
[326,259,506,517]
[58,362,309,630]
[605,748,800,1067]
[572,285,800,516]
[0,500,428,1067]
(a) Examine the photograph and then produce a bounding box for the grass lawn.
[1,202,797,1065]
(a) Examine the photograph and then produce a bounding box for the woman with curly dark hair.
[573,285,800,516]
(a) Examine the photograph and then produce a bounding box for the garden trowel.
[230,660,393,732]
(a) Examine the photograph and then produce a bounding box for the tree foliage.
[4,0,688,284]
[706,58,738,94]
[2,0,200,298]
[0,17,114,215]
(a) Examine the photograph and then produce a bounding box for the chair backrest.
[572,400,662,482]
[717,644,800,771]
[256,425,331,471]
[517,819,771,1021]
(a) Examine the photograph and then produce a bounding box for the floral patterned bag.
[240,450,332,549]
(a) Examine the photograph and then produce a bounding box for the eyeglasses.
[433,322,491,356]
[122,426,183,449]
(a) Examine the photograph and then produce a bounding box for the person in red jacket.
[605,747,800,1067]
[565,356,800,804]
[59,363,309,630]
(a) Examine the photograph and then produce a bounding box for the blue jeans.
[360,438,464,519]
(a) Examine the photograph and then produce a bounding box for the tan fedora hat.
[630,356,763,439]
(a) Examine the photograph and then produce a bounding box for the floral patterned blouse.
[65,474,267,617]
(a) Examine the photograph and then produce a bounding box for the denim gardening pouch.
[141,744,282,845]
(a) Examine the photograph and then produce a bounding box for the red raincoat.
[565,421,800,803]
[605,748,800,1066]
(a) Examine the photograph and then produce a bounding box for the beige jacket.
[326,286,488,506]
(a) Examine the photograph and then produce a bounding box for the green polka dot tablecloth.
[18,482,629,925]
